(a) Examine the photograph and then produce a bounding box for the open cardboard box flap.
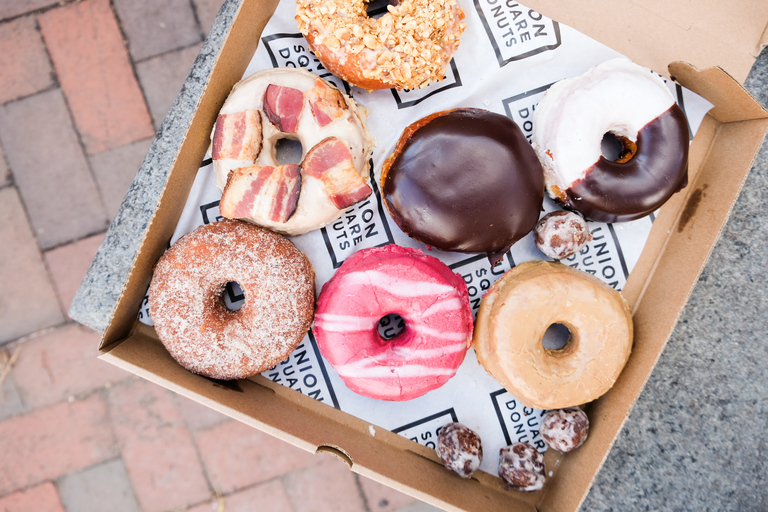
[94,0,768,510]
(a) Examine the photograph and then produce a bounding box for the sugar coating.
[148,219,315,380]
[534,211,591,260]
[541,407,590,452]
[498,443,546,492]
[436,422,483,478]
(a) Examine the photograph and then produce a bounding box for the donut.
[436,422,483,478]
[473,260,633,409]
[381,108,544,266]
[148,219,315,380]
[211,68,375,235]
[295,0,465,90]
[533,211,592,260]
[313,244,473,400]
[532,58,689,223]
[540,407,590,453]
[498,443,546,492]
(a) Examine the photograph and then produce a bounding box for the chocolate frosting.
[382,108,544,262]
[565,104,689,223]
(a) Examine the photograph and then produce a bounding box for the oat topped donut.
[296,0,466,90]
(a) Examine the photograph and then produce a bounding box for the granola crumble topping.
[296,0,466,90]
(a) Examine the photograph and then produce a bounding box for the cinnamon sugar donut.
[473,261,633,409]
[148,219,315,380]
[296,0,466,90]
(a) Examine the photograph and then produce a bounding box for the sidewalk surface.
[0,1,439,511]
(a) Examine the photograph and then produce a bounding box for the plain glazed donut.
[212,68,375,235]
[313,244,473,401]
[532,58,689,223]
[473,261,633,409]
[148,219,315,380]
[296,0,465,91]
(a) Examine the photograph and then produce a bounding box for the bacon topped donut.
[212,68,375,235]
[296,0,466,91]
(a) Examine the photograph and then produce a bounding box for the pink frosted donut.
[314,244,473,400]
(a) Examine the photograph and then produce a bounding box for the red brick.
[38,0,154,154]
[195,420,316,494]
[44,233,106,317]
[113,0,201,61]
[192,0,224,34]
[11,324,129,410]
[109,379,210,512]
[186,480,294,512]
[0,395,116,495]
[0,1,59,22]
[359,475,419,512]
[0,16,54,104]
[0,89,109,250]
[283,454,367,512]
[175,393,228,432]
[0,482,65,512]
[0,187,64,344]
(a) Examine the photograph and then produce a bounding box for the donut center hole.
[221,281,245,312]
[366,0,397,18]
[542,323,570,351]
[378,313,405,341]
[275,138,303,165]
[601,132,637,163]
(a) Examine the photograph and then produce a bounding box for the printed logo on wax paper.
[321,164,394,268]
[263,331,340,408]
[449,252,515,317]
[390,59,462,109]
[262,33,351,94]
[490,390,547,452]
[562,223,629,291]
[501,83,552,142]
[392,409,459,450]
[473,0,561,67]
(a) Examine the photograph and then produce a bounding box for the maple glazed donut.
[382,108,544,266]
[212,67,375,235]
[148,219,315,380]
[473,261,633,409]
[532,58,690,223]
[296,0,466,90]
[313,244,473,401]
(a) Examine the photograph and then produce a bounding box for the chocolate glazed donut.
[566,105,689,223]
[382,108,544,265]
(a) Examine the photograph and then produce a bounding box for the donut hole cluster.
[542,322,571,352]
[377,312,406,341]
[274,137,303,165]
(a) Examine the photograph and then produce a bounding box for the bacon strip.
[212,110,262,161]
[263,85,304,133]
[306,78,348,127]
[219,164,301,223]
[303,138,372,209]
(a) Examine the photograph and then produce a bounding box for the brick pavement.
[0,1,439,510]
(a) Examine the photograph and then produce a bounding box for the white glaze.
[212,68,375,235]
[532,59,675,200]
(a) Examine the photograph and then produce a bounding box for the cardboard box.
[94,1,768,510]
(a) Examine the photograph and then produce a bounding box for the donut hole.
[601,132,637,163]
[366,0,397,19]
[275,137,303,165]
[377,313,406,341]
[221,281,245,312]
[542,323,571,352]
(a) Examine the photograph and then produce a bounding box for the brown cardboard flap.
[523,0,768,84]
[103,323,538,512]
